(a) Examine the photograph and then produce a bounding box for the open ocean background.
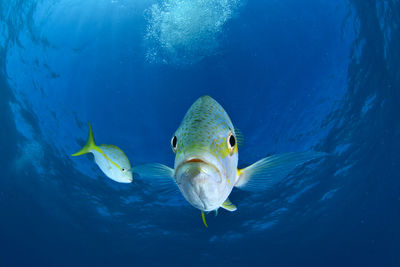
[1,0,399,266]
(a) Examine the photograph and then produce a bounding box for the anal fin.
[220,198,237,211]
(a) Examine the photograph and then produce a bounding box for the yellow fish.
[134,96,325,226]
[72,123,133,183]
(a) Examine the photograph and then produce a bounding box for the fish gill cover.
[0,0,399,266]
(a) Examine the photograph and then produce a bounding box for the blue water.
[1,0,399,266]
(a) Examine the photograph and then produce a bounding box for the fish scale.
[176,96,234,153]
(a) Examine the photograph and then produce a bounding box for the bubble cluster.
[145,0,241,65]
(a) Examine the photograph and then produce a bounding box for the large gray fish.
[134,96,325,227]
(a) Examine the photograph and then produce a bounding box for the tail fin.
[71,123,96,156]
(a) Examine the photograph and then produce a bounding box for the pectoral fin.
[220,198,237,211]
[132,163,179,195]
[235,151,326,192]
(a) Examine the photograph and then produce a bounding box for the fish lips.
[125,171,133,183]
[114,171,133,183]
[175,159,223,211]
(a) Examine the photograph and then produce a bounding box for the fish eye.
[121,168,126,172]
[227,131,236,154]
[171,135,177,153]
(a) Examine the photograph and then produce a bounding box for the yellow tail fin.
[71,123,96,156]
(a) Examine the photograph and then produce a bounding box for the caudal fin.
[71,123,96,156]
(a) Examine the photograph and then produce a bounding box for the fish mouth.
[124,171,133,183]
[186,159,207,164]
[175,156,225,211]
[175,157,223,181]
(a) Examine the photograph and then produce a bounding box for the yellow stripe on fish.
[71,123,133,183]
